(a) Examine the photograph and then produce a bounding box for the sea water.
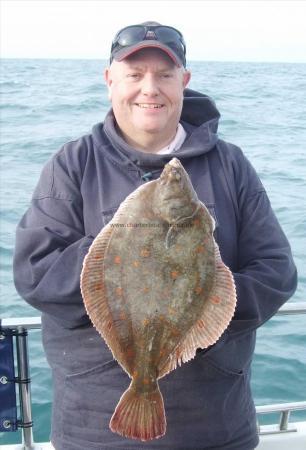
[1,59,306,444]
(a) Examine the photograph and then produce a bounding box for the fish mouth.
[168,158,182,168]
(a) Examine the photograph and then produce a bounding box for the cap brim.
[113,41,182,67]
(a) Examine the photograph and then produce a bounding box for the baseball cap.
[110,21,186,67]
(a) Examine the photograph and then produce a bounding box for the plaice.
[80,157,236,441]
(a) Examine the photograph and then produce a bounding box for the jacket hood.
[92,88,220,170]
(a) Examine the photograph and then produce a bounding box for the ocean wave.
[0,102,30,111]
[0,80,24,88]
[42,98,106,114]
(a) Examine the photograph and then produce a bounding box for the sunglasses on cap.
[110,24,186,67]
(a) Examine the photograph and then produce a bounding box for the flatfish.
[80,157,236,441]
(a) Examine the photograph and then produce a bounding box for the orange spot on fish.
[133,370,138,378]
[140,248,150,258]
[159,348,166,357]
[171,327,180,337]
[211,295,221,304]
[195,245,205,254]
[192,218,201,227]
[195,286,203,295]
[94,282,102,290]
[126,348,135,358]
[143,378,150,385]
[143,286,150,294]
[143,318,150,326]
[114,255,121,264]
[94,254,103,260]
[133,260,140,267]
[115,287,123,297]
[171,270,179,279]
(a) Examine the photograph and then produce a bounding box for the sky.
[1,0,306,63]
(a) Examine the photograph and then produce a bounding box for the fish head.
[154,158,199,223]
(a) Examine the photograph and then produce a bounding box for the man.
[14,21,297,450]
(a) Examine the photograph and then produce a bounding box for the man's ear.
[182,70,191,88]
[104,67,112,100]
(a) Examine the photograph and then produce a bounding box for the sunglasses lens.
[117,26,145,47]
[155,27,182,45]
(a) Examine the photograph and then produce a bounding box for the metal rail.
[0,301,305,448]
[1,317,42,330]
[1,301,305,330]
[256,401,306,434]
[276,302,306,315]
[16,327,34,449]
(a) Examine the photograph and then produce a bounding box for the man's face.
[104,48,191,149]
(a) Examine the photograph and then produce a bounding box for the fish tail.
[110,380,166,441]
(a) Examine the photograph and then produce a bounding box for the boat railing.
[256,401,306,434]
[1,302,306,449]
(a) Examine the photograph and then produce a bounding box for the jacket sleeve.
[226,148,297,338]
[13,147,94,329]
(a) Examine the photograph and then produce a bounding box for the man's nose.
[141,74,159,96]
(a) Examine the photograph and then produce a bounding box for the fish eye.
[170,169,181,181]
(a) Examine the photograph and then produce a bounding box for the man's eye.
[127,73,140,79]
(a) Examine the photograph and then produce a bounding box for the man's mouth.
[135,103,164,109]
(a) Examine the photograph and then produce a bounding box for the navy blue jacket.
[13,89,297,450]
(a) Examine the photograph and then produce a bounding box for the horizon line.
[1,56,306,65]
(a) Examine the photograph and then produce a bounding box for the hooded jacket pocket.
[203,354,244,377]
[60,359,130,447]
[196,331,255,378]
[157,345,254,448]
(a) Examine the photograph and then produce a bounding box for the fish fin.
[81,181,157,374]
[158,353,179,378]
[158,242,236,378]
[80,224,131,372]
[110,379,166,441]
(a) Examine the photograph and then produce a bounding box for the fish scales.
[81,157,236,441]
